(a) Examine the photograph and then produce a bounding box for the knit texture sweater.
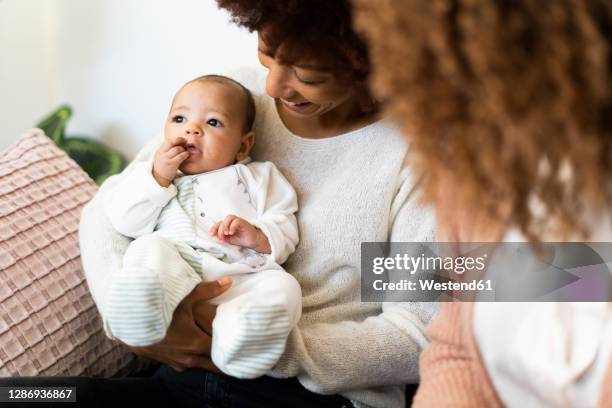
[79,83,438,408]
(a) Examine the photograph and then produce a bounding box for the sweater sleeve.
[247,162,299,264]
[268,160,439,394]
[413,302,503,407]
[270,305,433,394]
[103,160,177,238]
[79,136,162,319]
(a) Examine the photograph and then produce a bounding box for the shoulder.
[355,120,411,178]
[239,160,280,178]
[334,119,408,159]
[225,66,267,96]
[238,160,291,188]
[368,119,407,148]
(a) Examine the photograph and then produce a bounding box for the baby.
[103,75,301,379]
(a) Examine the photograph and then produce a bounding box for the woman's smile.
[279,98,315,114]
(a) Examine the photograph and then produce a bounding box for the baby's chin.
[179,161,209,175]
[179,156,238,175]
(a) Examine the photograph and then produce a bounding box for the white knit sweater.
[79,72,438,408]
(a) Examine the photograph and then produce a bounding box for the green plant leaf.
[36,105,127,185]
[62,137,126,185]
[36,105,72,145]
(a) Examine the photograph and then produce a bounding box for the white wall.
[0,0,57,151]
[0,0,258,157]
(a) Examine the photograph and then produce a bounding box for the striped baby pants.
[105,234,302,379]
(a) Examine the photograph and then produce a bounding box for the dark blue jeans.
[0,364,354,408]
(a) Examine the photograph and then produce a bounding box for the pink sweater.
[413,302,612,407]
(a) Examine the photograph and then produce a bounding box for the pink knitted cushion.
[0,129,143,377]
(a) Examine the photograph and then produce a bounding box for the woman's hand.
[125,277,232,372]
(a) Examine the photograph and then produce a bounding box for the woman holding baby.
[87,0,612,406]
[76,1,436,407]
[7,0,608,407]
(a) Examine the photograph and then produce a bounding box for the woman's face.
[257,34,356,120]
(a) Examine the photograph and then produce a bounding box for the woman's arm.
[413,302,503,407]
[413,165,505,406]
[269,305,432,394]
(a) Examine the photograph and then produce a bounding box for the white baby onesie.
[103,157,301,379]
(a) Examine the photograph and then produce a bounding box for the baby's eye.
[207,118,223,127]
[172,115,185,123]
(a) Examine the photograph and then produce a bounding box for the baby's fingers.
[228,217,244,235]
[210,222,220,237]
[216,222,226,241]
[220,215,237,237]
[170,151,190,165]
[159,137,175,151]
[213,220,226,241]
[160,135,185,153]
[170,135,187,148]
[166,145,186,158]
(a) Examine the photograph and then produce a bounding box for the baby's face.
[164,80,249,175]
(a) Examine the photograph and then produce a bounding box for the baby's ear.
[236,131,255,161]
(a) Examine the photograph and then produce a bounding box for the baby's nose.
[185,127,202,136]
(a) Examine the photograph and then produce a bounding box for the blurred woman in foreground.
[353,1,612,406]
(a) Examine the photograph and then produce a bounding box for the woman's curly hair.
[353,0,612,240]
[217,0,374,109]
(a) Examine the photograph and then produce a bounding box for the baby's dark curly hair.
[354,0,612,240]
[217,0,374,109]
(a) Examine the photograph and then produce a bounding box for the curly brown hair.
[217,0,375,110]
[353,0,612,240]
